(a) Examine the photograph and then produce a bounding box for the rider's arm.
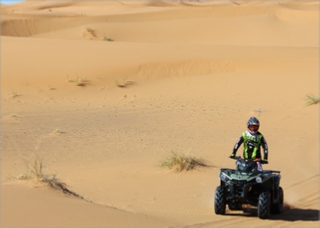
[261,136,268,160]
[231,135,244,156]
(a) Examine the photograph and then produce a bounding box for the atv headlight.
[220,172,229,181]
[256,177,262,183]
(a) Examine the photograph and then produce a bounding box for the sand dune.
[1,0,319,227]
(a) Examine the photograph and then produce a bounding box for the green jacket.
[232,131,268,160]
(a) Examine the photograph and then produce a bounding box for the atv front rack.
[220,168,280,174]
[261,170,281,174]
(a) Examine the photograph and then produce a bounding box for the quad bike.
[214,156,284,219]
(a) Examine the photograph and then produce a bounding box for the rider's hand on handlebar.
[229,154,236,159]
[261,159,268,164]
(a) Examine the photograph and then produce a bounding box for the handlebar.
[230,155,241,160]
[230,156,268,164]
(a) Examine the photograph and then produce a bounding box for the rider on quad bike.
[230,116,269,170]
[214,117,283,219]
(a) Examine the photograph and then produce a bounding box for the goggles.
[248,125,259,131]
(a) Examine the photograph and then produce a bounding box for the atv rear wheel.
[214,186,226,214]
[271,187,284,214]
[258,190,270,219]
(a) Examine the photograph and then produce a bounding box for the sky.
[1,0,24,4]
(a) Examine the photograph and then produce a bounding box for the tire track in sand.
[284,174,319,192]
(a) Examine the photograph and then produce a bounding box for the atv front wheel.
[258,190,270,219]
[214,186,226,215]
[271,187,284,214]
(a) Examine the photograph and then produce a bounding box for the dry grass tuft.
[85,27,97,38]
[115,78,135,88]
[16,154,83,198]
[11,155,136,211]
[10,113,19,118]
[160,151,210,172]
[305,94,320,106]
[51,128,65,134]
[67,75,89,87]
[75,76,88,86]
[103,34,113,41]
[11,90,21,99]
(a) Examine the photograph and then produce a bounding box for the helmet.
[247,116,260,134]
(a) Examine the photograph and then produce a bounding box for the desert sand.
[1,0,319,227]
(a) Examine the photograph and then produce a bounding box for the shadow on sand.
[184,208,319,228]
[229,208,320,222]
[271,208,319,222]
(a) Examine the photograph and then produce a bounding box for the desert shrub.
[115,78,134,88]
[160,151,209,172]
[11,90,20,99]
[67,75,89,87]
[85,27,97,37]
[103,35,113,41]
[305,94,320,106]
[16,154,82,198]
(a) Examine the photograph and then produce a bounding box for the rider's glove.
[261,159,268,164]
[229,154,236,158]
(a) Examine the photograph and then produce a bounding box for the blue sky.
[1,0,24,4]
